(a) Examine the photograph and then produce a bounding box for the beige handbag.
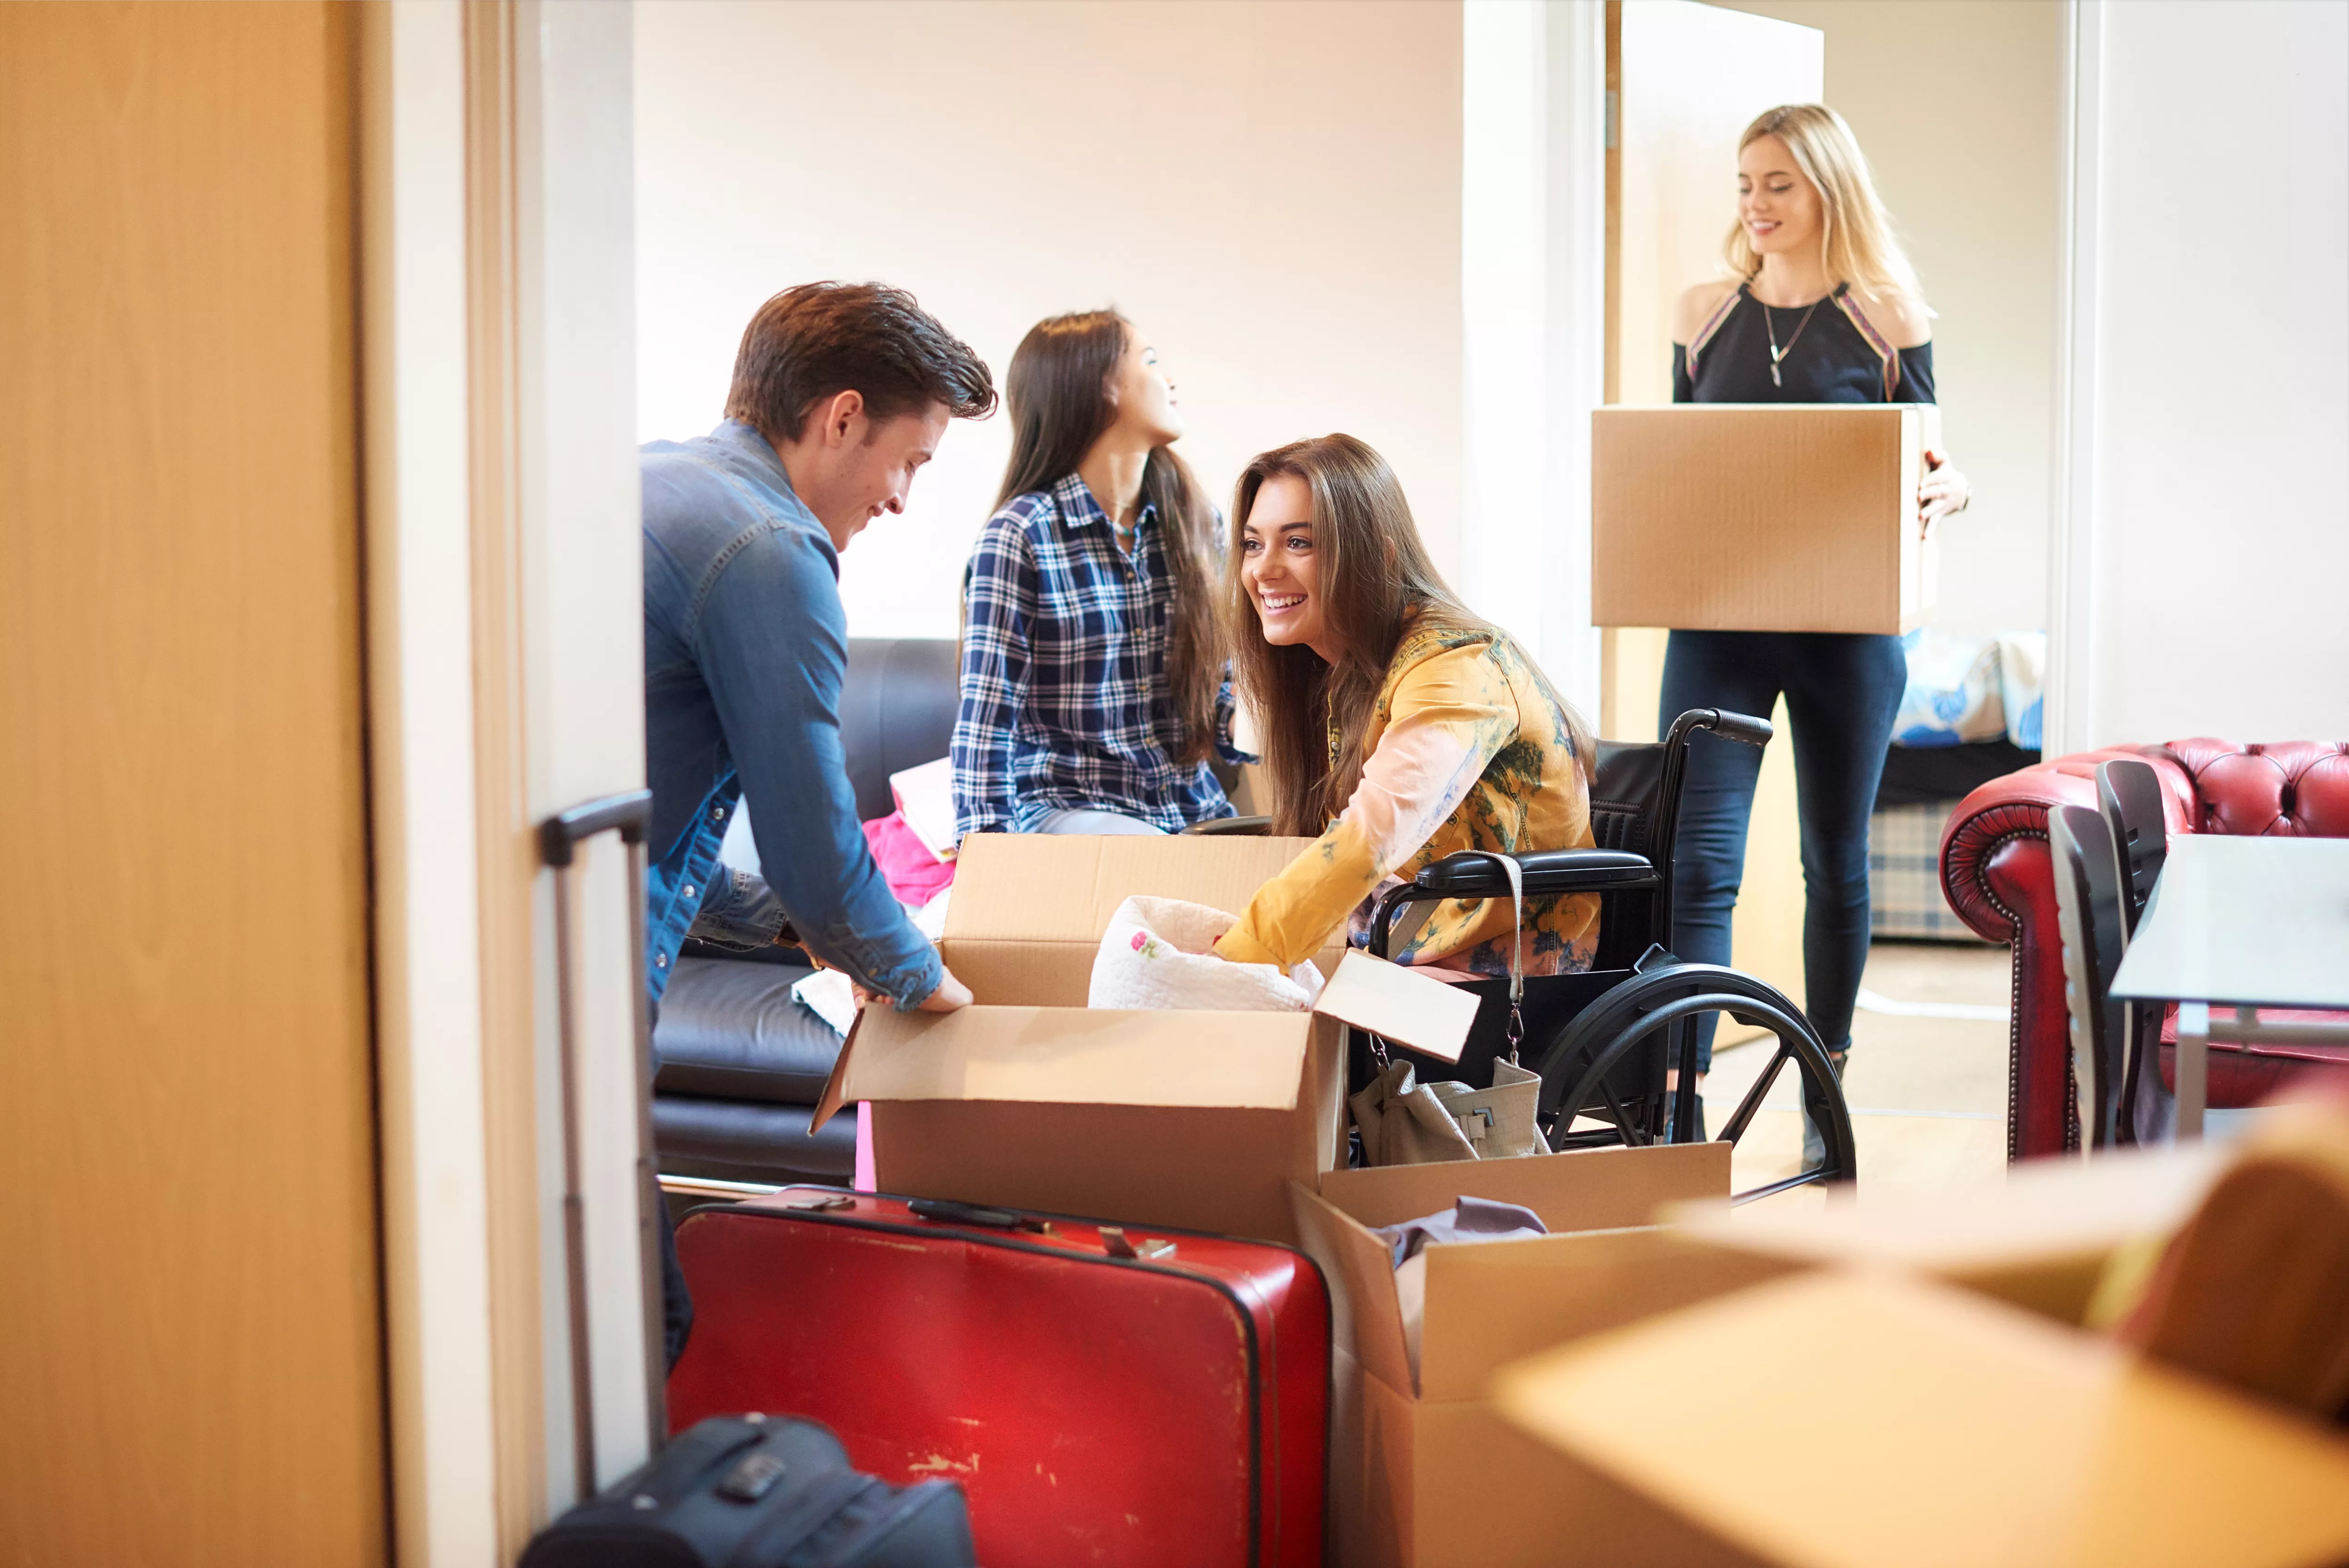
[1350,1057,1548,1164]
[1349,855,1550,1165]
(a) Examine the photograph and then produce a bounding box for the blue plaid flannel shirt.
[953,474,1245,838]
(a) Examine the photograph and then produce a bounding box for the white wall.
[633,0,1463,643]
[1714,0,2066,643]
[2058,0,2349,748]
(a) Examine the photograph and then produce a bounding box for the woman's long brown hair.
[1226,434,1593,836]
[994,310,1223,765]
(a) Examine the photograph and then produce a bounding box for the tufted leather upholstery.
[1941,741,2349,1159]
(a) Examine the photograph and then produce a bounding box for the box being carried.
[1592,403,1941,634]
[813,832,1468,1248]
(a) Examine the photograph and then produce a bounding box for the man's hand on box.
[1919,447,1971,535]
[915,964,973,1013]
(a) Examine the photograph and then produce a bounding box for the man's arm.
[950,518,1034,840]
[694,524,942,1008]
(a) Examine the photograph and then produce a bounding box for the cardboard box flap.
[1673,1142,2225,1322]
[946,831,1325,947]
[1312,950,1479,1063]
[824,1004,1313,1122]
[1417,1228,1797,1403]
[940,832,1346,1007]
[1290,1180,1419,1396]
[1293,1142,1740,1399]
[1320,1139,1728,1231]
[1495,1270,2349,1568]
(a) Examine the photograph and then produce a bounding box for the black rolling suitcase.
[524,797,976,1568]
[519,1413,976,1568]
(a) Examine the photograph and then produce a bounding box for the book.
[889,756,956,863]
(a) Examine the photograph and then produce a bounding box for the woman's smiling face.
[1239,473,1336,662]
[1738,133,1821,258]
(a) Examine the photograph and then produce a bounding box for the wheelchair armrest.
[1180,815,1272,837]
[1411,848,1660,899]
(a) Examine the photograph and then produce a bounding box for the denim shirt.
[639,420,942,1010]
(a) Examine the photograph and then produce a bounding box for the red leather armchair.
[1940,740,2349,1159]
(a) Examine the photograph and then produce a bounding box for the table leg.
[2176,1000,2208,1140]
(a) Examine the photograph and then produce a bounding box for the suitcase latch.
[1100,1226,1176,1261]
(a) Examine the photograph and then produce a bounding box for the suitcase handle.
[908,1197,1053,1234]
[542,787,665,1497]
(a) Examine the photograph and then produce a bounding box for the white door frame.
[361,1,646,1560]
[2044,0,2102,757]
[1459,0,1608,718]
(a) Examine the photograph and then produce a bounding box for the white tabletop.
[2109,835,2349,1010]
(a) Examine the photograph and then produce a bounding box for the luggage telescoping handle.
[541,788,666,1496]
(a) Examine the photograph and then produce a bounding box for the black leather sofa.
[651,638,960,1184]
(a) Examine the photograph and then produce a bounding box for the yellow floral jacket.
[1217,623,1598,977]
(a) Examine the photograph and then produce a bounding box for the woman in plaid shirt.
[951,311,1247,840]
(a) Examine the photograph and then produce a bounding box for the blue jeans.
[1032,808,1166,836]
[1659,631,1905,1071]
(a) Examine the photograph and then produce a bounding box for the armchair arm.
[1939,745,2193,1160]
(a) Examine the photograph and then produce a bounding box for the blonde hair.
[1724,104,1921,305]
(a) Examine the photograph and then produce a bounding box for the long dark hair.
[1226,434,1593,837]
[995,310,1222,765]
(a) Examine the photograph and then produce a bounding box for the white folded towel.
[1087,896,1325,1013]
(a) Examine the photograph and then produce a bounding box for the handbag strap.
[1493,853,1525,1064]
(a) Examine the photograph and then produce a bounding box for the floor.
[1706,940,2012,1210]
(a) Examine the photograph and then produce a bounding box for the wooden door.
[0,4,386,1562]
[1603,0,1823,1027]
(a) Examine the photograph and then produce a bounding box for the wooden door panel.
[0,4,385,1562]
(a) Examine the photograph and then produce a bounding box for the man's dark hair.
[725,281,996,444]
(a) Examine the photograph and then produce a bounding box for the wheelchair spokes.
[1533,963,1857,1202]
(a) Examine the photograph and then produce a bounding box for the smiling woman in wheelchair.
[1206,433,1599,977]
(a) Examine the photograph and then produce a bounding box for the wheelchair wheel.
[1529,961,1857,1202]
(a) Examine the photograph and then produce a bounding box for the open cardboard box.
[1671,1142,2230,1326]
[1592,403,1941,634]
[1494,1268,2349,1568]
[811,832,1477,1247]
[1289,1141,1806,1568]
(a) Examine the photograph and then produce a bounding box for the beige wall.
[634,0,1464,643]
[1709,0,2065,642]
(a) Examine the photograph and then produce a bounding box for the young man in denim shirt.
[640,283,994,1360]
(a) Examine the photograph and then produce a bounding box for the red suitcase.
[669,1187,1328,1568]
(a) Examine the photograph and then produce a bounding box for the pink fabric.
[854,1102,876,1193]
[861,810,955,905]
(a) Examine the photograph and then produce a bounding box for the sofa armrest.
[1938,748,2189,942]
[1939,746,2192,1159]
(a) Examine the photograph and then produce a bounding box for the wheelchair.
[1195,708,1858,1202]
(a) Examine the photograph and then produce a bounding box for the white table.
[2108,835,2349,1138]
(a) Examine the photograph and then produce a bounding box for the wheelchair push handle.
[1668,707,1772,748]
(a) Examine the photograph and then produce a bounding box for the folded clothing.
[1088,895,1325,1012]
[1373,1195,1549,1269]
[862,809,956,906]
[1376,1197,1551,1389]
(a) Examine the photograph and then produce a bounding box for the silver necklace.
[1759,289,1826,387]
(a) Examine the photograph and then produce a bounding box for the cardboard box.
[1495,1269,2349,1568]
[1671,1142,2229,1326]
[1289,1142,1804,1567]
[812,832,1469,1247]
[1592,403,1941,633]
